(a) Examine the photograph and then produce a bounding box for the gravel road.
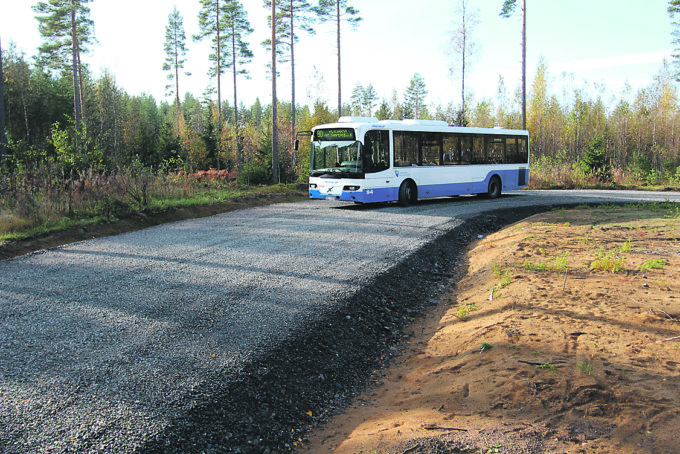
[1,190,679,453]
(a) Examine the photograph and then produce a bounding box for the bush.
[238,161,271,185]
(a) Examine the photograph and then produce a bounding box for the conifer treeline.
[2,45,680,184]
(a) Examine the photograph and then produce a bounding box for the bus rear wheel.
[398,180,417,206]
[485,176,502,199]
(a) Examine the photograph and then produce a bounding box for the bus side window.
[506,137,518,163]
[422,132,441,165]
[442,134,460,165]
[472,136,484,164]
[364,130,390,172]
[460,136,472,165]
[393,131,418,167]
[518,137,528,162]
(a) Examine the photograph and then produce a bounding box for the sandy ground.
[301,206,680,453]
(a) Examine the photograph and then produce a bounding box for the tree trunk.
[0,36,6,165]
[216,0,222,171]
[175,26,181,109]
[521,0,527,130]
[336,0,341,118]
[232,23,242,172]
[290,0,296,171]
[71,6,82,132]
[271,0,279,183]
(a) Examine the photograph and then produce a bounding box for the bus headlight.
[343,185,360,191]
[309,183,317,189]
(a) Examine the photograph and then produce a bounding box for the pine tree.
[33,0,94,132]
[270,0,279,182]
[195,0,253,170]
[404,73,428,119]
[163,6,190,109]
[264,0,316,147]
[313,0,361,118]
[222,1,253,171]
[0,37,6,166]
[668,0,680,79]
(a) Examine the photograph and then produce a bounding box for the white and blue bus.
[306,117,530,206]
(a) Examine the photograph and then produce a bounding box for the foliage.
[589,249,625,273]
[576,137,611,182]
[162,6,190,105]
[454,303,478,321]
[640,259,666,272]
[577,361,593,375]
[403,73,428,119]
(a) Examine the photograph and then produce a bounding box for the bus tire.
[398,180,416,207]
[486,176,502,199]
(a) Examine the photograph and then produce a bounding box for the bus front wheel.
[398,180,417,206]
[485,176,502,199]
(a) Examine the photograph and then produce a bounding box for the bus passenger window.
[460,136,472,165]
[364,130,390,173]
[472,137,484,164]
[422,132,441,165]
[442,135,460,165]
[393,131,418,167]
[506,137,518,163]
[518,137,528,162]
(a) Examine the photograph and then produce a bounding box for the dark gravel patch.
[138,205,560,454]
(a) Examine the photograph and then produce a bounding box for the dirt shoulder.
[302,207,680,453]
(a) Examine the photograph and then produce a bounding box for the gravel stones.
[2,192,679,453]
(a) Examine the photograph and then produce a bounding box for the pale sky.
[0,0,675,111]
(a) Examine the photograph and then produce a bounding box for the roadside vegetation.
[3,6,680,248]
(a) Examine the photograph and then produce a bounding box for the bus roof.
[312,116,528,138]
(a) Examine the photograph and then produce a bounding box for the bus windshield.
[309,140,363,177]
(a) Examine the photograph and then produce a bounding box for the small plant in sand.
[455,303,478,321]
[522,261,549,272]
[589,248,625,273]
[537,363,557,373]
[640,259,666,272]
[553,252,570,272]
[577,361,594,375]
[617,238,634,253]
[492,265,513,288]
[480,342,494,352]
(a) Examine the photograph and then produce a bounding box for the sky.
[0,0,675,112]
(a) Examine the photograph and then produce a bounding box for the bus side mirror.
[294,131,312,152]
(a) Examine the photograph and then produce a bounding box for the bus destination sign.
[314,128,355,141]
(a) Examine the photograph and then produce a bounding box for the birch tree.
[450,0,479,126]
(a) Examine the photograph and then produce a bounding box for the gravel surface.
[1,190,679,453]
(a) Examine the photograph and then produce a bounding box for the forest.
[1,0,680,237]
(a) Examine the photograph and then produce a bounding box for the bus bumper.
[309,187,395,203]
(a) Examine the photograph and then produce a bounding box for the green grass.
[577,361,594,375]
[455,303,479,321]
[589,249,625,273]
[640,259,667,272]
[1,183,306,246]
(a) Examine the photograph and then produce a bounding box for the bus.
[306,117,529,206]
